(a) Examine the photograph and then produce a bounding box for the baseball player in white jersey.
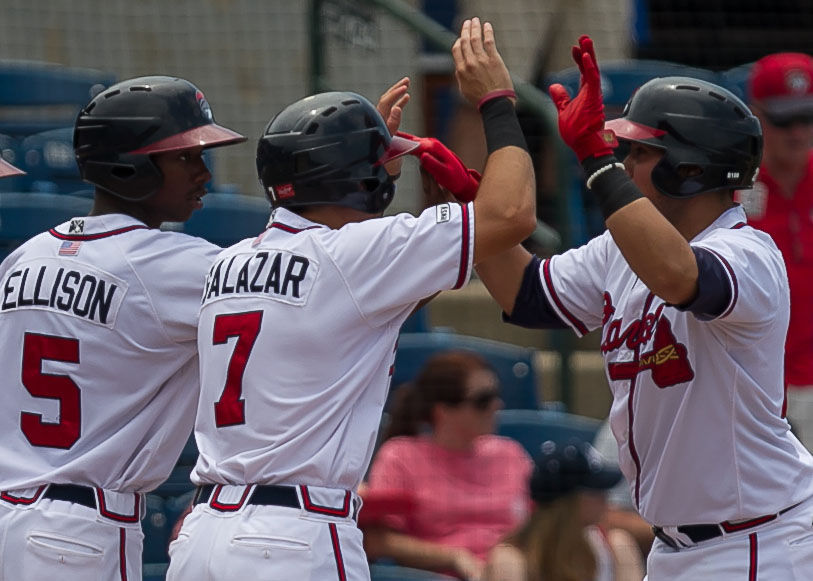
[476,36,813,580]
[0,76,245,580]
[165,18,536,581]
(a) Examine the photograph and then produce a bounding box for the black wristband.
[581,155,643,220]
[480,97,528,154]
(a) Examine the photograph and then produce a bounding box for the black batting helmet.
[74,76,246,201]
[256,91,418,213]
[605,76,763,198]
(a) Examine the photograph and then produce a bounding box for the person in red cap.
[737,52,813,451]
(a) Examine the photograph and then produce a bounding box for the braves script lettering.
[601,293,694,387]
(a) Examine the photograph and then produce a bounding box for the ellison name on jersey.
[2,259,126,326]
[202,250,316,306]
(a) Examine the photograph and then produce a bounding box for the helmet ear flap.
[80,155,163,201]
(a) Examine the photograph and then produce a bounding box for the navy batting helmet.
[256,91,418,213]
[606,76,763,198]
[74,76,246,201]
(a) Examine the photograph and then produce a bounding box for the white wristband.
[586,162,625,190]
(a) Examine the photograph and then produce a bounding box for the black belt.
[653,501,803,548]
[43,484,96,509]
[194,484,300,509]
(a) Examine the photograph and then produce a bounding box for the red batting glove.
[397,132,481,202]
[548,35,617,161]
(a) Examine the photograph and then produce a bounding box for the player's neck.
[89,190,159,228]
[298,205,381,229]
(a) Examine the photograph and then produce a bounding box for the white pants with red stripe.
[645,495,813,580]
[0,496,143,581]
[167,502,369,581]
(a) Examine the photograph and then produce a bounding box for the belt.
[43,484,97,509]
[653,501,803,548]
[194,484,300,509]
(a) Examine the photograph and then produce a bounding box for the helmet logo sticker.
[785,69,811,94]
[196,90,213,120]
[274,183,296,199]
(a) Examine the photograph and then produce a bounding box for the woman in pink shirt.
[363,350,533,581]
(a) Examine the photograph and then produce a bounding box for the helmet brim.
[0,158,25,178]
[605,118,667,143]
[129,123,247,155]
[378,134,420,165]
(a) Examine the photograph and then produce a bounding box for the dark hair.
[383,350,494,441]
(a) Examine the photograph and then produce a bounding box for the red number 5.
[213,311,263,427]
[21,333,81,449]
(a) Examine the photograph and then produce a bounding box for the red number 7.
[212,311,263,428]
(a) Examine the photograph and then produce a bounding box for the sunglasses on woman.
[461,388,501,410]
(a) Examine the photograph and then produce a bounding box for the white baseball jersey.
[540,205,813,525]
[0,213,219,492]
[191,204,473,491]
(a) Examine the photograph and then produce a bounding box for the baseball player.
[165,17,536,581]
[0,76,245,580]
[475,36,813,579]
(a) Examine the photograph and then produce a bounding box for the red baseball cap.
[748,52,813,119]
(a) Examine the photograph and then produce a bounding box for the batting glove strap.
[582,154,642,220]
[480,97,528,154]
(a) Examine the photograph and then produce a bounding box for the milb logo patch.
[436,203,451,223]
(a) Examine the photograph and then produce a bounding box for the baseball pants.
[167,484,369,581]
[0,485,144,581]
[645,495,813,580]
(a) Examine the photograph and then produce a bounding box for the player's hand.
[377,77,411,176]
[548,35,617,161]
[398,131,481,202]
[452,18,515,108]
[376,77,410,136]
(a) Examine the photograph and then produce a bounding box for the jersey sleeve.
[537,233,613,336]
[691,227,788,327]
[320,202,474,327]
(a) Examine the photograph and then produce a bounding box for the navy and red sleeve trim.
[502,255,570,330]
[674,247,736,320]
[453,203,471,290]
[49,225,148,241]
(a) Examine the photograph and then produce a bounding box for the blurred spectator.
[591,421,654,565]
[363,350,533,581]
[737,52,813,450]
[483,438,644,581]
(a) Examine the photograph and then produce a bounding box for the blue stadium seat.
[142,562,169,581]
[496,408,601,458]
[370,563,457,580]
[181,192,270,247]
[0,134,25,192]
[392,332,539,410]
[0,60,114,137]
[142,494,170,565]
[0,192,92,260]
[20,127,83,193]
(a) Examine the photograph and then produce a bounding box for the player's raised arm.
[549,36,698,305]
[452,17,536,264]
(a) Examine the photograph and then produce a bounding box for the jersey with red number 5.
[0,215,221,493]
